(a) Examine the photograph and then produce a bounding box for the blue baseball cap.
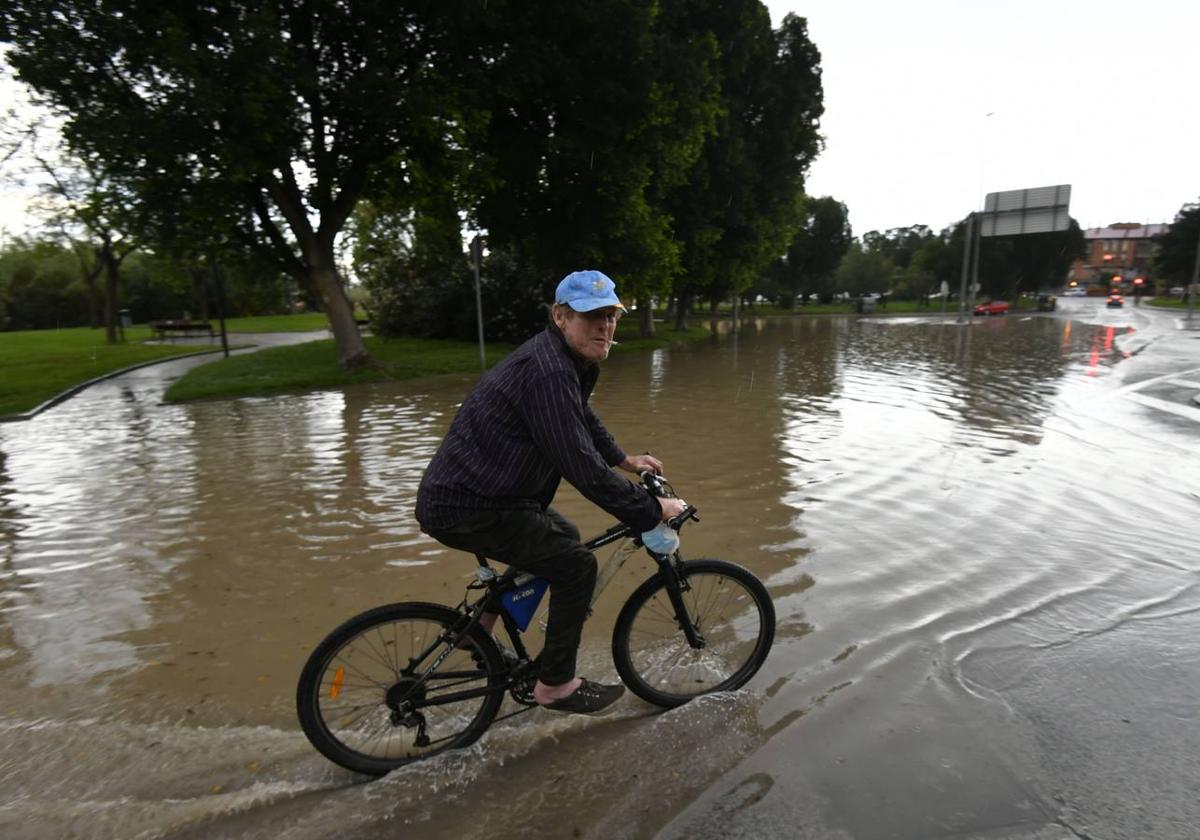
[554,270,627,313]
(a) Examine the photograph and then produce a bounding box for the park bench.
[149,319,217,341]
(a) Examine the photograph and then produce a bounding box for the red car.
[973,300,1010,316]
[1106,294,1124,308]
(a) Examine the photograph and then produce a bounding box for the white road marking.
[1114,366,1200,396]
[1123,392,1200,423]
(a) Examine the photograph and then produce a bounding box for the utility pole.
[471,235,486,372]
[209,254,230,358]
[957,213,974,324]
[1187,227,1200,326]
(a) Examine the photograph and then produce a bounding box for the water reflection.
[1,308,1187,839]
[0,449,20,566]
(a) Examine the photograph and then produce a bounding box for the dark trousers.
[425,507,597,686]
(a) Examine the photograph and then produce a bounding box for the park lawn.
[182,312,363,333]
[221,313,334,332]
[165,323,714,403]
[163,336,511,403]
[0,326,222,417]
[1144,296,1189,310]
[611,323,711,352]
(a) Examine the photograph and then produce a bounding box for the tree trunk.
[75,247,103,328]
[307,259,368,368]
[102,245,121,344]
[636,294,655,338]
[673,289,692,331]
[192,267,210,322]
[85,267,102,328]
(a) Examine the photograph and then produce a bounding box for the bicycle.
[296,473,776,776]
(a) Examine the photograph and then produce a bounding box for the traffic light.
[1133,277,1143,285]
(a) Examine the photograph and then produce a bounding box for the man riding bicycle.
[416,269,687,714]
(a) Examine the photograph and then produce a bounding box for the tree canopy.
[1153,200,1200,284]
[666,6,824,326]
[2,2,827,347]
[772,196,851,304]
[1,1,483,364]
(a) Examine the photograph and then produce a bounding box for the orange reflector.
[330,666,345,699]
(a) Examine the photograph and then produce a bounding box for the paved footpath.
[4,330,331,422]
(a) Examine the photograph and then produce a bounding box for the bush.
[368,244,554,345]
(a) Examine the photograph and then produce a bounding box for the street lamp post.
[957,213,975,323]
[471,235,486,372]
[1188,228,1200,325]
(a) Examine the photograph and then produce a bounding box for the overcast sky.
[766,0,1200,235]
[4,3,1198,242]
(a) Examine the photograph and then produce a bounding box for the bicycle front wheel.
[296,602,504,776]
[612,559,775,708]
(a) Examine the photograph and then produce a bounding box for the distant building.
[1066,222,1168,293]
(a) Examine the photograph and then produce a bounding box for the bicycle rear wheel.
[296,602,504,776]
[612,559,775,708]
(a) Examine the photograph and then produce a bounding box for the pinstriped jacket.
[415,325,661,533]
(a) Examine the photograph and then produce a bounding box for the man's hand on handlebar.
[620,452,663,475]
[633,464,689,525]
[659,496,688,522]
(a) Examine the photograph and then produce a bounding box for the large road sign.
[979,184,1071,237]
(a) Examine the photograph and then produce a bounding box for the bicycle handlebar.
[638,471,698,532]
[669,505,699,530]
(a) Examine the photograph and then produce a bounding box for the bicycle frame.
[395,512,701,713]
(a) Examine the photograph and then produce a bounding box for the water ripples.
[1,311,1198,837]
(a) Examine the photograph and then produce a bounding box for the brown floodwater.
[2,301,1199,839]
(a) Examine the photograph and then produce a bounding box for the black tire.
[612,559,775,708]
[296,602,504,776]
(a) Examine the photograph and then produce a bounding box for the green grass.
[166,312,362,332]
[0,326,219,417]
[612,323,711,351]
[221,313,334,333]
[1144,296,1191,310]
[163,335,513,402]
[165,324,716,403]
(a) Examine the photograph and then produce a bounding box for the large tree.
[833,241,894,298]
[36,153,140,342]
[470,0,721,338]
[772,195,851,305]
[861,225,934,271]
[1,2,475,367]
[0,236,88,330]
[665,6,823,329]
[1153,201,1200,286]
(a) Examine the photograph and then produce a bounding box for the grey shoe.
[540,678,625,715]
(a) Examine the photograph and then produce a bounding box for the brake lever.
[668,505,699,530]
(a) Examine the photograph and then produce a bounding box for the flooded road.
[2,301,1198,839]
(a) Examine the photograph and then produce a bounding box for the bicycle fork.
[656,553,707,649]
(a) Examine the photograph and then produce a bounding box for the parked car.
[1106,294,1124,308]
[973,300,1010,316]
[1036,294,1057,312]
